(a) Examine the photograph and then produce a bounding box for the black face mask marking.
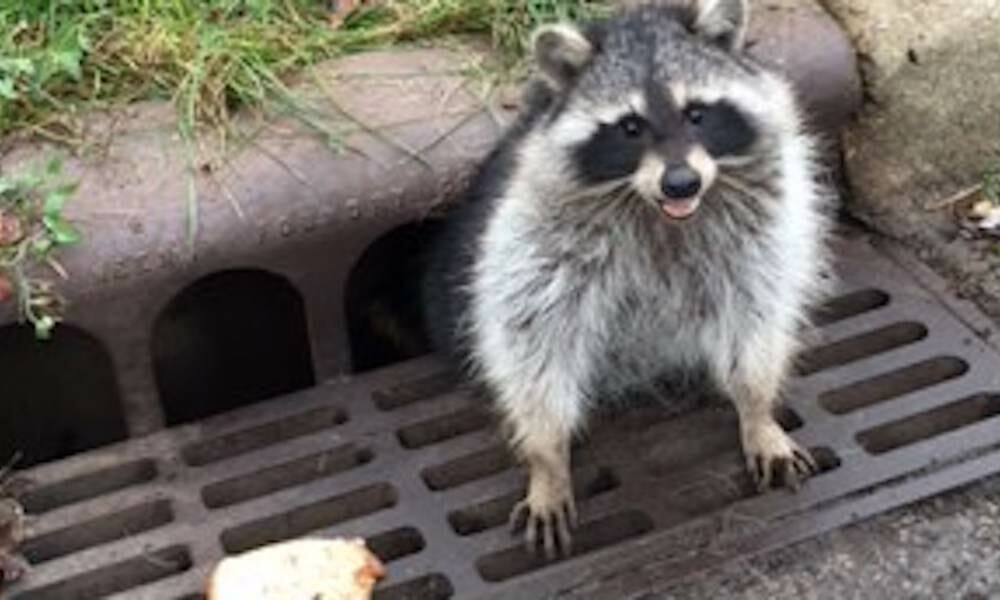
[685,100,757,157]
[570,91,756,184]
[572,115,649,183]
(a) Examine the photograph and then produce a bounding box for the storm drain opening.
[0,324,126,468]
[152,269,316,426]
[345,222,439,373]
[8,237,1000,600]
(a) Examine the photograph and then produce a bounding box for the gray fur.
[423,0,832,554]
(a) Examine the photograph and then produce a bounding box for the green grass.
[0,0,610,145]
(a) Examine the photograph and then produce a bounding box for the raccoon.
[422,0,831,556]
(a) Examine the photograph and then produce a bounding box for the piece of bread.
[207,538,385,600]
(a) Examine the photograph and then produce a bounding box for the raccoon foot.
[509,474,578,559]
[741,418,818,492]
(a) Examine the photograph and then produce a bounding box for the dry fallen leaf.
[0,212,24,247]
[0,498,27,590]
[954,193,1000,237]
[329,0,365,28]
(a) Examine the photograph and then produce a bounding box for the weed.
[982,168,1000,205]
[0,157,81,339]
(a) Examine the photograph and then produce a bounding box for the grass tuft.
[1,1,610,145]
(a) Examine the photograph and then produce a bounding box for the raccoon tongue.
[661,198,700,220]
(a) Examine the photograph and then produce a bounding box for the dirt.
[816,0,1000,324]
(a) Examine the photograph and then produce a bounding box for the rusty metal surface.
[5,233,1000,600]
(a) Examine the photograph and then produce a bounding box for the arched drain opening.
[152,269,315,426]
[0,324,125,468]
[345,222,438,372]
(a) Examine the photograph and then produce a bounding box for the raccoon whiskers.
[717,173,774,205]
[555,177,632,204]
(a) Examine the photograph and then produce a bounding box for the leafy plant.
[0,157,81,340]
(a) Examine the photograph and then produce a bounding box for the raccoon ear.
[692,0,749,52]
[532,24,596,89]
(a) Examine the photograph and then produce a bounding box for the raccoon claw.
[509,497,576,559]
[743,421,818,492]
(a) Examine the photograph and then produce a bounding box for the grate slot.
[21,500,174,565]
[20,459,158,515]
[774,406,804,431]
[372,371,458,411]
[365,526,425,563]
[13,545,191,600]
[421,445,513,491]
[856,393,1000,455]
[373,574,454,600]
[812,289,890,327]
[819,356,970,415]
[201,445,374,509]
[397,406,493,449]
[670,447,841,515]
[220,483,397,554]
[448,466,620,536]
[181,406,346,467]
[476,511,654,583]
[797,322,928,376]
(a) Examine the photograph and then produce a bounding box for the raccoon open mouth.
[660,197,701,220]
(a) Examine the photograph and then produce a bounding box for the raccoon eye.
[618,114,645,138]
[684,105,706,126]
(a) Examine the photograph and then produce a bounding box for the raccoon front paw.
[741,419,818,492]
[509,481,578,559]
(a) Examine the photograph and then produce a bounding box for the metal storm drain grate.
[8,232,1000,600]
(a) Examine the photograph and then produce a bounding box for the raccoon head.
[522,0,800,222]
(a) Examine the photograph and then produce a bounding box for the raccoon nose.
[661,165,702,199]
